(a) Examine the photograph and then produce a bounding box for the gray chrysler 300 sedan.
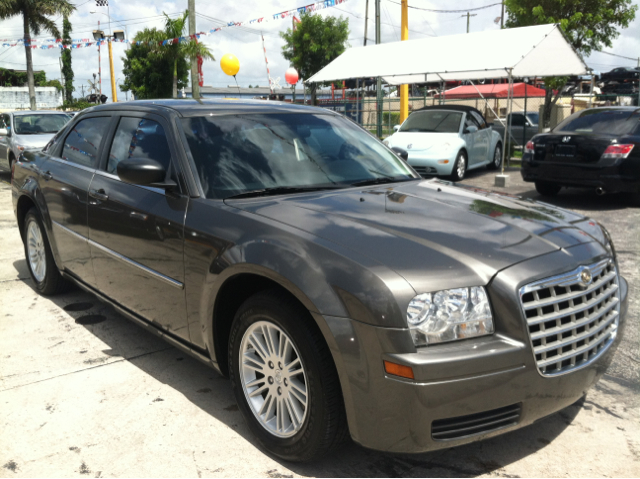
[11,100,627,462]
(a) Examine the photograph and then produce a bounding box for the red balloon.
[285,67,299,85]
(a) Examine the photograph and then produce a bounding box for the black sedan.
[521,107,640,196]
[599,67,640,82]
[12,100,627,461]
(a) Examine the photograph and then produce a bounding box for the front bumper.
[324,244,628,453]
[521,156,640,193]
[406,154,454,176]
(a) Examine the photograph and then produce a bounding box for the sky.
[1,0,639,101]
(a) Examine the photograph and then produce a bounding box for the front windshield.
[399,110,462,133]
[181,113,418,199]
[526,112,539,125]
[14,114,70,135]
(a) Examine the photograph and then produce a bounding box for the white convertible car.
[384,105,503,181]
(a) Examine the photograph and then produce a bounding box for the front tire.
[23,208,70,295]
[488,143,502,170]
[535,181,562,196]
[450,150,467,181]
[229,290,347,462]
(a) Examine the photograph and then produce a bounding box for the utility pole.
[188,0,200,99]
[98,20,102,96]
[500,0,505,28]
[364,0,369,46]
[462,12,477,33]
[376,0,382,137]
[399,0,408,123]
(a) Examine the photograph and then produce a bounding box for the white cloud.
[1,0,638,101]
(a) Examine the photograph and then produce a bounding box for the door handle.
[89,188,109,201]
[42,170,52,180]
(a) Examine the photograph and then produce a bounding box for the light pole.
[91,11,128,103]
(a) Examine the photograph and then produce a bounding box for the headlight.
[407,286,494,346]
[383,139,390,146]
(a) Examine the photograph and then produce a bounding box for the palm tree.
[0,0,76,110]
[137,12,214,98]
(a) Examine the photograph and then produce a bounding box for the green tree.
[0,0,76,110]
[132,12,214,98]
[280,13,350,105]
[120,29,190,99]
[61,13,73,102]
[505,0,637,127]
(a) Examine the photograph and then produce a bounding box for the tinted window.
[510,114,525,127]
[526,112,539,125]
[464,113,480,130]
[470,111,486,129]
[61,117,110,168]
[400,110,462,133]
[13,114,70,134]
[107,117,171,174]
[181,113,416,199]
[554,109,640,135]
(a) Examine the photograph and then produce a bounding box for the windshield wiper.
[350,176,414,187]
[225,185,346,200]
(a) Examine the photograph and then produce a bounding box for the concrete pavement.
[1,170,639,477]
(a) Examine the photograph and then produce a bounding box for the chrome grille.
[519,258,620,377]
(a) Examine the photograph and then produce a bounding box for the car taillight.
[525,141,535,154]
[601,144,634,159]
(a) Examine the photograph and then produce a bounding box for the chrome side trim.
[52,220,184,290]
[47,156,97,174]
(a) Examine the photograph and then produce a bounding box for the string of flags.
[1,0,349,48]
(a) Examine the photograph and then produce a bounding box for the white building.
[0,86,63,110]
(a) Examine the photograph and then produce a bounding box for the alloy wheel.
[457,155,466,179]
[494,146,501,167]
[27,219,46,282]
[239,320,308,438]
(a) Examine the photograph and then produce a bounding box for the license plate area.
[554,145,576,157]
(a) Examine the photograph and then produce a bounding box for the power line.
[332,6,434,36]
[595,51,638,62]
[384,0,502,13]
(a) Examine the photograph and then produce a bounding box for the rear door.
[87,112,190,341]
[40,114,113,285]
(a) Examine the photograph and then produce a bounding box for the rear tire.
[229,290,347,462]
[535,181,561,196]
[449,150,467,181]
[488,143,502,170]
[23,207,71,295]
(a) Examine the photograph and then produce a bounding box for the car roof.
[83,99,336,118]
[10,110,70,116]
[412,104,484,118]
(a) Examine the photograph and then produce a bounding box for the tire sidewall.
[493,144,502,169]
[228,297,329,461]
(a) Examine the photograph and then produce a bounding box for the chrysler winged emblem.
[407,144,412,150]
[562,136,571,143]
[580,267,593,287]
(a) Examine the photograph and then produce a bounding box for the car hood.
[387,132,459,151]
[14,133,54,149]
[228,179,601,294]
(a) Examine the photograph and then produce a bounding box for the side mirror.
[393,124,401,132]
[117,158,176,189]
[0,128,7,136]
[391,146,409,162]
[463,125,478,134]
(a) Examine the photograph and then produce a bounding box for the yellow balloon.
[220,53,240,76]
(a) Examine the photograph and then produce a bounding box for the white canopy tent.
[306,24,589,183]
[306,24,588,85]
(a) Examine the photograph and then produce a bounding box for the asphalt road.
[1,168,639,478]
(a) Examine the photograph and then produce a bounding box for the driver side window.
[464,114,480,131]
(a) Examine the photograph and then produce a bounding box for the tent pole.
[375,0,382,138]
[501,69,513,175]
[588,71,594,108]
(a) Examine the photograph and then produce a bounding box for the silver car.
[0,110,71,172]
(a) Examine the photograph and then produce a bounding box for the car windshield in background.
[554,109,639,135]
[181,113,417,199]
[399,110,462,133]
[14,114,70,134]
[526,112,539,125]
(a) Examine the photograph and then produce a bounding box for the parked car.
[599,67,640,82]
[0,110,71,172]
[384,105,503,180]
[491,111,540,147]
[521,107,640,195]
[13,100,627,462]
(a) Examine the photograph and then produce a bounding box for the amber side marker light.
[384,360,415,379]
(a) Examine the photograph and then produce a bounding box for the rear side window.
[107,117,171,174]
[554,109,639,135]
[510,114,525,127]
[61,117,110,168]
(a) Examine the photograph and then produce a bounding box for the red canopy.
[438,82,546,99]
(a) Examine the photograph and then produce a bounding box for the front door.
[87,113,190,341]
[41,115,112,285]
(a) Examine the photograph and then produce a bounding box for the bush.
[58,99,93,112]
[382,112,401,127]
